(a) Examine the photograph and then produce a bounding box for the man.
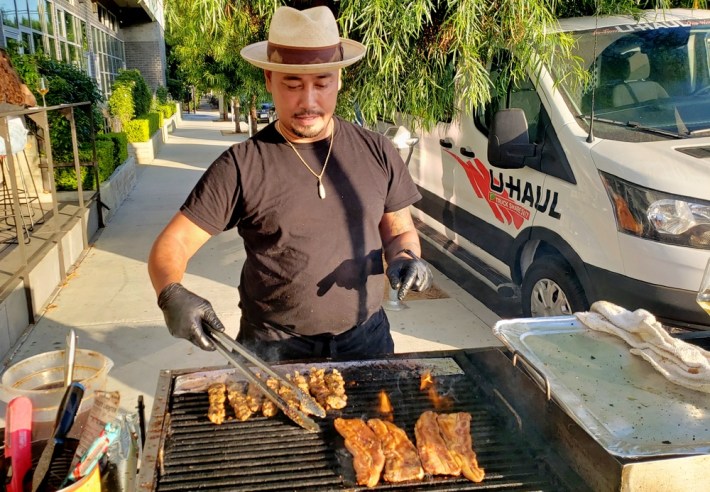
[148,6,432,361]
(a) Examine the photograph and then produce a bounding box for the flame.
[378,390,394,420]
[420,371,453,410]
[420,371,434,390]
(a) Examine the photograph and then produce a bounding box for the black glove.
[386,249,433,300]
[157,283,225,351]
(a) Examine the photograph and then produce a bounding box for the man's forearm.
[148,212,213,296]
[148,234,189,295]
[383,230,421,262]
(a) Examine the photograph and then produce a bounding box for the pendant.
[318,180,326,199]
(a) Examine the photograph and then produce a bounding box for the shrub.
[114,69,151,116]
[36,57,103,162]
[152,110,163,130]
[124,119,150,143]
[97,132,128,168]
[107,84,135,128]
[54,139,114,191]
[156,103,176,119]
[156,85,169,105]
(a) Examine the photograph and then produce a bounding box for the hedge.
[97,132,128,168]
[157,102,176,119]
[55,139,114,191]
[125,112,161,143]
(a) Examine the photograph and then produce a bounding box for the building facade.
[0,0,166,95]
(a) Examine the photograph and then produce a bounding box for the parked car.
[406,9,710,330]
[257,103,275,123]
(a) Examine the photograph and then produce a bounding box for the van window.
[555,19,710,140]
[474,55,575,184]
[476,67,542,144]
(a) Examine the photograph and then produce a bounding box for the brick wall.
[122,22,167,92]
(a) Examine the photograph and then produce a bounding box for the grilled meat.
[290,370,310,394]
[308,367,330,408]
[278,377,301,409]
[414,411,461,476]
[289,371,326,416]
[246,381,264,413]
[227,381,253,421]
[367,419,424,482]
[437,412,485,483]
[309,367,347,410]
[207,383,227,425]
[334,418,385,488]
[261,377,280,417]
[324,368,347,409]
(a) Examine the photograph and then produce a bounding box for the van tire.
[521,256,588,317]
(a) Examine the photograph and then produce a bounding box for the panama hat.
[240,6,366,74]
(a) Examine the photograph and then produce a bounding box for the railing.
[0,102,101,323]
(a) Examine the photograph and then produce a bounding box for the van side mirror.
[487,109,537,169]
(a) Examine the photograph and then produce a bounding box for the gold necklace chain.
[276,119,334,199]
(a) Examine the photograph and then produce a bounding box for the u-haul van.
[408,9,710,329]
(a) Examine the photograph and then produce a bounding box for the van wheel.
[522,256,588,317]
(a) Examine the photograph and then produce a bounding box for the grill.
[139,349,587,491]
[138,348,709,491]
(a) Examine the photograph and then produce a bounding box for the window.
[18,0,29,27]
[475,53,544,144]
[1,0,19,28]
[474,50,575,184]
[44,0,53,35]
[64,10,74,42]
[27,0,38,29]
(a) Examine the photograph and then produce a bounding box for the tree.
[165,0,700,131]
[165,0,270,133]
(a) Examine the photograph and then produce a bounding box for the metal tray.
[493,316,710,458]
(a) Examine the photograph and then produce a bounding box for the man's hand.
[157,283,225,351]
[386,249,433,300]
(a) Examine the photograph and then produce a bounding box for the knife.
[5,396,33,492]
[31,382,85,492]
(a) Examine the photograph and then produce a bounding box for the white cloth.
[0,116,29,156]
[575,301,710,393]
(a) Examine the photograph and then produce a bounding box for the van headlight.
[601,171,710,249]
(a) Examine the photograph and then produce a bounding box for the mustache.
[293,111,324,118]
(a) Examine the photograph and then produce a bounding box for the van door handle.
[460,147,475,158]
[439,138,453,148]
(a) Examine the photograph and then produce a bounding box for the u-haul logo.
[446,150,561,230]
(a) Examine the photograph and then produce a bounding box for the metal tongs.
[206,328,326,433]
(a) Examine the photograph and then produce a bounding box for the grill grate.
[154,360,571,491]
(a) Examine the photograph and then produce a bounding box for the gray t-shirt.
[181,117,421,336]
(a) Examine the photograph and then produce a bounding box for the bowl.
[0,349,113,440]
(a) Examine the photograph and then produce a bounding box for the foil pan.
[494,316,710,458]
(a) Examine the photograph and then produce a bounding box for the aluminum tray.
[493,316,710,458]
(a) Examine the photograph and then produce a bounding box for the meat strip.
[367,419,424,482]
[245,381,263,413]
[261,377,279,417]
[308,367,331,408]
[414,411,461,476]
[227,381,253,421]
[309,367,347,411]
[289,371,325,415]
[437,412,485,483]
[324,368,347,409]
[334,418,385,488]
[207,383,226,425]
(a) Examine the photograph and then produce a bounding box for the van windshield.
[555,18,710,139]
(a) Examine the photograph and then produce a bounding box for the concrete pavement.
[0,107,502,427]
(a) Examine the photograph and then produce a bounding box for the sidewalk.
[1,108,501,425]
